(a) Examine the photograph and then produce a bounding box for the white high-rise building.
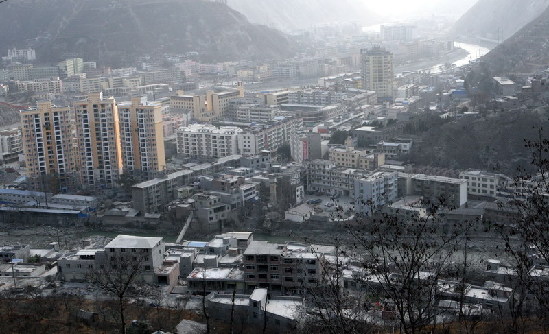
[176,124,242,158]
[361,47,394,102]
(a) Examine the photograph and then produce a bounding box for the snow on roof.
[105,235,163,249]
[52,194,96,202]
[250,288,267,301]
[187,267,243,280]
[266,299,302,319]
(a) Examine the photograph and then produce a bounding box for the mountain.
[226,0,378,32]
[450,0,549,42]
[0,0,298,65]
[481,5,549,74]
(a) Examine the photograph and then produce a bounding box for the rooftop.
[105,235,163,249]
[187,267,243,281]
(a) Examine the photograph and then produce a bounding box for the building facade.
[20,101,76,187]
[74,93,123,188]
[361,47,394,101]
[177,124,242,158]
[118,98,166,174]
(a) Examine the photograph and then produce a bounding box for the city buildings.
[353,171,398,214]
[243,240,326,295]
[131,155,241,213]
[176,124,242,158]
[3,48,36,62]
[235,104,280,123]
[380,24,415,41]
[290,132,322,164]
[237,117,303,155]
[399,174,468,208]
[459,170,511,199]
[361,47,394,102]
[329,137,385,170]
[170,89,241,122]
[376,139,413,159]
[20,101,76,188]
[118,98,166,174]
[74,93,123,188]
[0,128,22,161]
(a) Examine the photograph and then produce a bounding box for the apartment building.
[329,138,385,170]
[20,101,76,186]
[353,171,398,214]
[177,124,242,158]
[377,139,412,158]
[361,47,394,101]
[290,132,322,164]
[118,98,166,173]
[170,94,205,120]
[131,155,241,213]
[237,117,303,155]
[104,235,165,283]
[73,93,123,188]
[243,241,323,295]
[399,173,468,208]
[287,89,347,106]
[235,104,279,123]
[170,89,241,122]
[0,128,22,160]
[262,91,290,105]
[16,78,62,94]
[57,58,83,78]
[59,235,170,284]
[352,126,389,146]
[306,160,357,197]
[459,170,511,199]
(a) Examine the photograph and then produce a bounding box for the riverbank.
[395,47,469,74]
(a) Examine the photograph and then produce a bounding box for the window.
[66,264,70,268]
[144,265,151,271]
[245,265,256,270]
[120,248,126,252]
[270,274,280,280]
[270,266,279,271]
[284,277,293,282]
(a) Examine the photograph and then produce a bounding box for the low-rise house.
[285,204,313,223]
[207,288,303,333]
[187,267,245,294]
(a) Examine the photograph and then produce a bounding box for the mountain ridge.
[481,4,549,74]
[226,0,379,32]
[450,0,549,42]
[0,0,299,65]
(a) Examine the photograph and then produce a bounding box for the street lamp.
[10,258,23,288]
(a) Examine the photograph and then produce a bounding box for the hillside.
[0,0,298,65]
[481,5,549,74]
[450,0,549,43]
[406,110,549,176]
[226,0,378,32]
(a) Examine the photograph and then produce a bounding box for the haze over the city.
[367,0,479,19]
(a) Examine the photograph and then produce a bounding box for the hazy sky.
[368,0,479,19]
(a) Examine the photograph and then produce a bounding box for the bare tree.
[302,240,373,334]
[499,127,549,331]
[87,257,144,334]
[349,207,462,334]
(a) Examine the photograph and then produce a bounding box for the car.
[307,199,322,205]
[325,202,334,207]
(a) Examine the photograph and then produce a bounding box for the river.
[428,42,491,73]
